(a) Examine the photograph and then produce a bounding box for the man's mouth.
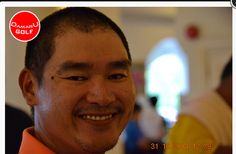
[82,114,113,121]
[74,105,123,122]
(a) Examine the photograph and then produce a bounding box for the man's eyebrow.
[108,59,131,70]
[56,61,92,74]
[56,59,131,74]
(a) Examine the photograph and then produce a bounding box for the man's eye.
[63,76,88,81]
[108,74,127,80]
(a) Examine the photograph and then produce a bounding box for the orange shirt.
[19,127,55,154]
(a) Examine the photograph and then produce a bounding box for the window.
[145,38,189,124]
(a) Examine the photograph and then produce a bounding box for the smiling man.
[18,7,136,154]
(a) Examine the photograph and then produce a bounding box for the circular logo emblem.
[9,11,40,42]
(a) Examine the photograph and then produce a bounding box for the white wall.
[121,7,232,99]
[175,7,232,99]
[122,7,177,63]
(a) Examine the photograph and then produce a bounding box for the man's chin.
[81,138,118,154]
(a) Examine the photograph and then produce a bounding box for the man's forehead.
[52,27,126,55]
[49,26,129,69]
[53,26,122,51]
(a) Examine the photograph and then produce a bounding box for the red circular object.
[9,11,40,42]
[186,25,199,39]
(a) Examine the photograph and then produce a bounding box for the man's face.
[34,28,136,154]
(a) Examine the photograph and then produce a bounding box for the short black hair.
[25,7,131,85]
[220,57,232,81]
[149,96,158,107]
[133,103,141,113]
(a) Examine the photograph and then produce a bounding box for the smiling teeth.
[83,114,112,121]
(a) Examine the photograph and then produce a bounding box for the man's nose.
[86,78,115,105]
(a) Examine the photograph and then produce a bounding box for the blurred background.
[5,7,232,154]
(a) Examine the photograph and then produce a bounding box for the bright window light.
[145,38,189,124]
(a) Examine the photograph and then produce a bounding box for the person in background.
[5,104,33,154]
[137,94,166,154]
[18,7,136,154]
[124,103,146,154]
[165,57,232,154]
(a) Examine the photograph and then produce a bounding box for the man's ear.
[18,68,39,106]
